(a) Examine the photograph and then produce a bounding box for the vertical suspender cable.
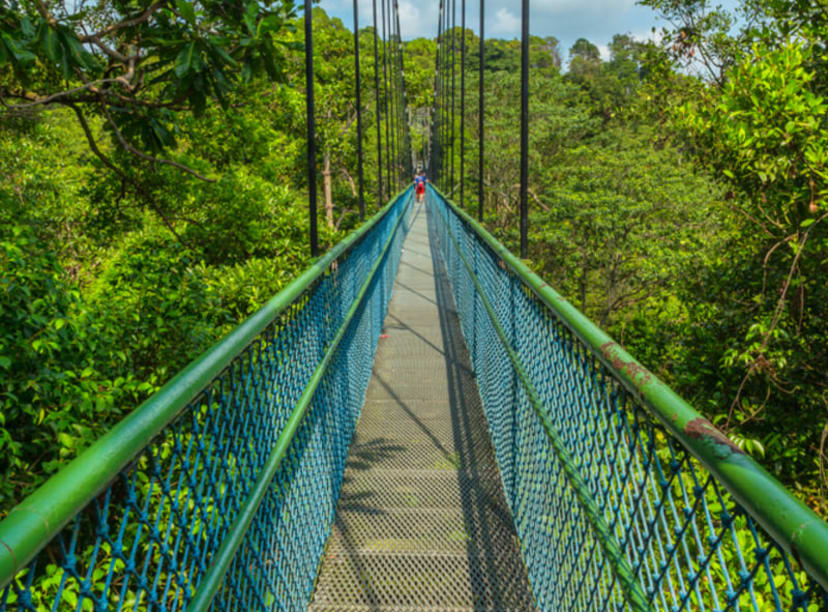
[478,0,484,221]
[441,3,447,184]
[444,1,449,185]
[450,0,455,193]
[396,5,406,178]
[390,3,397,187]
[386,0,397,190]
[519,0,529,258]
[304,0,318,256]
[391,0,399,189]
[372,0,383,203]
[460,0,466,206]
[381,0,392,193]
[353,0,365,221]
[445,0,450,190]
[395,4,406,177]
[434,4,440,182]
[435,1,443,182]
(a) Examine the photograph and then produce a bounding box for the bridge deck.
[309,197,536,610]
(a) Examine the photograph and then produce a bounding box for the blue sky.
[318,0,741,63]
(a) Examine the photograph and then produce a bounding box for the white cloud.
[490,8,520,37]
[397,0,439,39]
[316,0,438,39]
[596,43,610,61]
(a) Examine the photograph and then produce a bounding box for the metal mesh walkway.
[309,197,536,610]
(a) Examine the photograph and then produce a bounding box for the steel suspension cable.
[391,0,400,188]
[434,2,442,183]
[478,0,484,221]
[438,0,445,182]
[450,0,456,192]
[397,5,405,180]
[443,1,449,185]
[519,0,529,257]
[441,2,447,185]
[435,5,441,182]
[371,0,383,203]
[459,0,466,206]
[395,3,406,178]
[304,0,318,256]
[353,0,365,220]
[386,0,397,190]
[381,0,392,193]
[392,1,402,187]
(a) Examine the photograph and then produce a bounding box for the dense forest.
[0,0,825,528]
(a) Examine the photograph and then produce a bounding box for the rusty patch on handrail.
[600,342,653,389]
[684,418,744,455]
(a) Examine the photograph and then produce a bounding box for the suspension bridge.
[1,0,828,610]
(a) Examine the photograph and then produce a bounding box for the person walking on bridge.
[413,169,427,203]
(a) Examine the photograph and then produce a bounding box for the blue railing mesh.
[0,192,413,611]
[427,190,828,612]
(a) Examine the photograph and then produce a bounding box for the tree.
[641,0,828,502]
[0,0,297,180]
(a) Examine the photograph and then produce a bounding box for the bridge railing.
[427,185,828,612]
[0,188,413,612]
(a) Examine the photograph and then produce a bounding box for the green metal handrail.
[0,188,411,590]
[431,184,828,593]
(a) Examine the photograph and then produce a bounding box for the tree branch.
[80,1,168,42]
[69,103,194,250]
[6,79,128,109]
[99,103,216,182]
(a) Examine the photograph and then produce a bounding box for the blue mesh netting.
[427,189,828,612]
[0,191,413,612]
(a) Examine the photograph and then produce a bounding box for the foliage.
[641,0,828,513]
[0,0,298,172]
[0,6,385,517]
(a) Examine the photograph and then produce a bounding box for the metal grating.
[309,197,536,611]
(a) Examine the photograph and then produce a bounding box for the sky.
[318,0,681,63]
[318,0,743,64]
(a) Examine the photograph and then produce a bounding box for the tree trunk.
[323,152,334,228]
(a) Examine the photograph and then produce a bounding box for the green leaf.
[60,42,71,80]
[800,218,814,228]
[258,14,282,35]
[243,1,258,35]
[209,42,238,67]
[57,432,75,449]
[41,27,59,63]
[240,61,252,83]
[176,0,196,25]
[20,17,35,38]
[63,32,95,69]
[2,33,36,63]
[174,42,196,78]
[0,356,10,369]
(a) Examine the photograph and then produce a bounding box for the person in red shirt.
[413,170,427,202]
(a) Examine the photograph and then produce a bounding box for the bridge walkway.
[309,197,536,610]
